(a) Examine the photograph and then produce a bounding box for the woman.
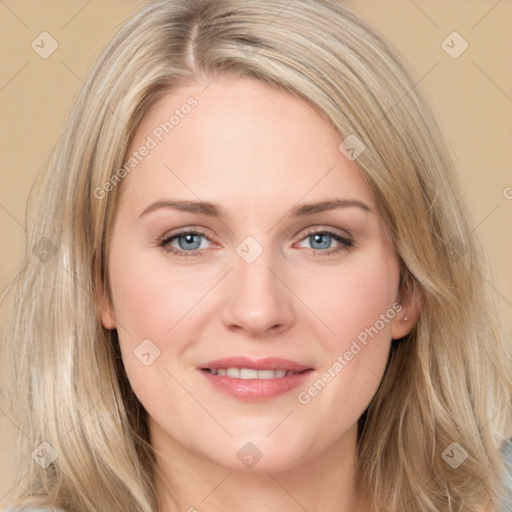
[2,0,511,511]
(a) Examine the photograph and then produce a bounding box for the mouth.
[198,356,315,401]
[201,368,309,379]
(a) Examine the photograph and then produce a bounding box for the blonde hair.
[2,0,511,511]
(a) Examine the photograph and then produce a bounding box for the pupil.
[312,233,330,249]
[179,234,200,250]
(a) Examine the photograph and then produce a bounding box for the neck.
[151,422,367,512]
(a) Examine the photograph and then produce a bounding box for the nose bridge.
[221,238,294,335]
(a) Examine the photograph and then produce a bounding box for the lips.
[208,368,293,378]
[200,356,312,373]
[198,356,315,401]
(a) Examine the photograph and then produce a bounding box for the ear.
[391,273,421,340]
[95,272,117,330]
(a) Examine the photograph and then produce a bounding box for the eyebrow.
[138,198,372,219]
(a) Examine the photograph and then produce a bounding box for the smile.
[198,357,315,401]
[204,368,301,379]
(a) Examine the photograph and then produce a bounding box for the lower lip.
[199,369,315,401]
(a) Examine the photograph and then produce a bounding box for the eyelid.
[158,226,352,246]
[158,225,215,242]
[295,225,353,242]
[157,227,218,251]
[293,227,354,255]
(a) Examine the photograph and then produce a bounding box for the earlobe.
[391,275,421,340]
[100,301,116,330]
[96,277,116,330]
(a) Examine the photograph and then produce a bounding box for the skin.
[100,76,419,512]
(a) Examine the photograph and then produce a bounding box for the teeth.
[209,367,295,379]
[240,368,258,379]
[226,367,240,378]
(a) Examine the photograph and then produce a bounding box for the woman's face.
[101,77,413,473]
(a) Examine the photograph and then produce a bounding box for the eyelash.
[158,227,354,258]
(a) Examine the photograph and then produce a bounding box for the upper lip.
[199,356,313,373]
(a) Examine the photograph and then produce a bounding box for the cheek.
[294,248,400,419]
[304,248,400,348]
[107,243,218,402]
[108,244,211,337]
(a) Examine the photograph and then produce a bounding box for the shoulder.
[3,507,58,512]
[501,438,512,512]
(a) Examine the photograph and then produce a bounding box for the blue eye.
[159,228,353,257]
[159,231,209,256]
[297,230,353,255]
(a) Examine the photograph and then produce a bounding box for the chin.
[204,436,310,473]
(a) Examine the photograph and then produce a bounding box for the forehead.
[119,77,375,215]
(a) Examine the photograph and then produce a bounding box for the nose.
[221,249,295,337]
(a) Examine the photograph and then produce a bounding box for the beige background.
[1,0,511,502]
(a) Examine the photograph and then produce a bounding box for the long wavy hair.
[2,0,511,511]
